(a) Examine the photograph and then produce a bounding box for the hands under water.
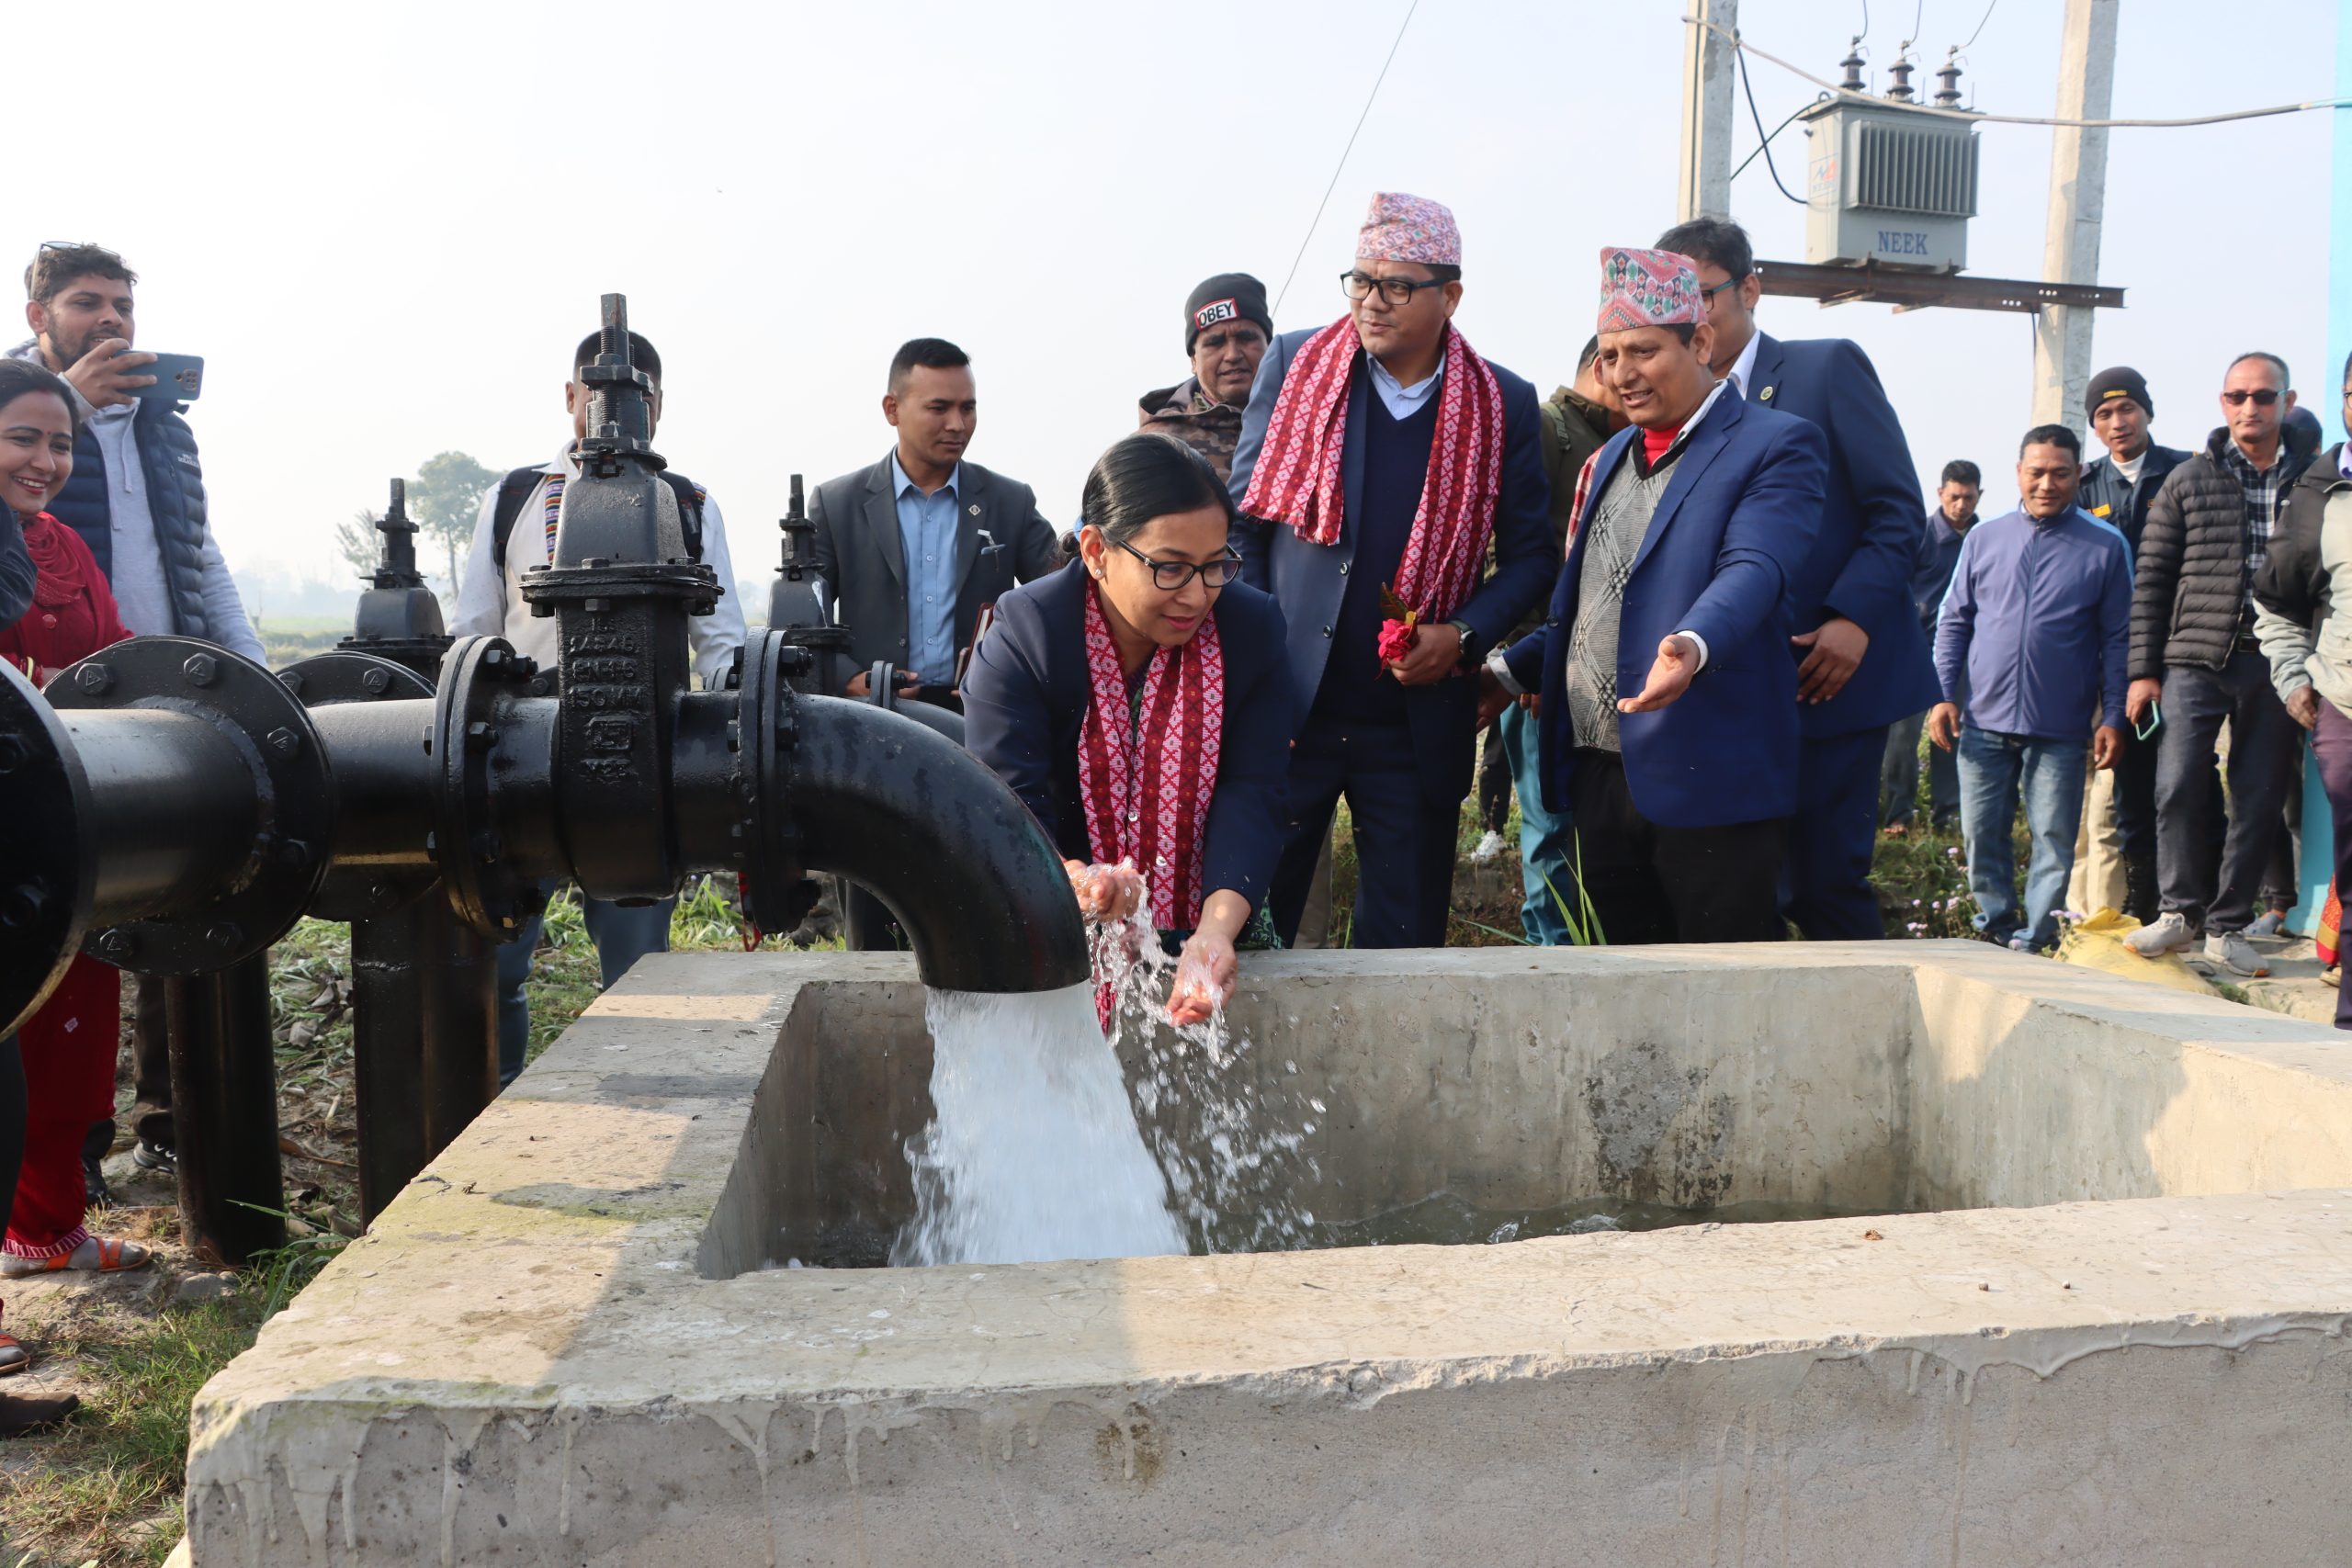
[1064,857,1238,1025]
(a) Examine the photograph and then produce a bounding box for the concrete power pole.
[2030,0,2120,429]
[1678,0,1739,222]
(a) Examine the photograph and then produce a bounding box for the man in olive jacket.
[2126,352,2321,975]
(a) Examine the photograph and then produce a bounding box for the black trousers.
[84,973,173,1164]
[1271,716,1459,948]
[1568,749,1789,945]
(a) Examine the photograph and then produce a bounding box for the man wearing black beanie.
[2074,365,2195,923]
[1137,272,1272,483]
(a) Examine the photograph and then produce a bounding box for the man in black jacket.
[2126,353,2321,975]
[2073,367,2192,921]
[2251,350,2352,1023]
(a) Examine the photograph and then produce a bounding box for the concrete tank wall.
[184,944,2352,1565]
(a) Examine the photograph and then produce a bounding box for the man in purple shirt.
[1928,425,2132,952]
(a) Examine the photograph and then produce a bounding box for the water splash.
[890,982,1187,1266]
[1091,901,1318,1254]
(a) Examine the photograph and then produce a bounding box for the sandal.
[0,1236,152,1278]
[0,1335,26,1376]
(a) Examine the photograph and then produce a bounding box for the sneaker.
[1471,829,1506,863]
[2006,935,2044,955]
[2125,911,2195,959]
[131,1140,176,1177]
[2246,909,2289,938]
[2205,929,2271,978]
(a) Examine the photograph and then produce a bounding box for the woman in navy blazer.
[964,434,1298,1021]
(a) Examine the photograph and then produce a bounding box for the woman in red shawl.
[0,358,148,1397]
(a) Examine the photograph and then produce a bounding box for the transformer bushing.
[0,295,1089,1262]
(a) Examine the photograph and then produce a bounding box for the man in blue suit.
[1484,246,1827,943]
[1227,193,1555,949]
[1657,219,1939,940]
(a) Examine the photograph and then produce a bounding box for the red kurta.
[4,513,133,1257]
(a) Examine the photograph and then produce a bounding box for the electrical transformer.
[1799,96,1980,272]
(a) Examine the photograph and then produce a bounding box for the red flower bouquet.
[1376,585,1420,665]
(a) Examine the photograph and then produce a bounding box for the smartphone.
[133,353,203,403]
[2133,699,2161,741]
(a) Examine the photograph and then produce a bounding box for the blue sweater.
[1933,507,2132,740]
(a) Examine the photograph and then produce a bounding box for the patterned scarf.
[1238,317,1505,621]
[1074,577,1224,932]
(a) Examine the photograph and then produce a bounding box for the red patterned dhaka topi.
[1238,317,1504,622]
[1075,578,1225,932]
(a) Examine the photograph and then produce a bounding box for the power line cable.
[1736,49,1808,204]
[1688,15,2352,129]
[1957,0,1996,51]
[1730,94,1827,184]
[1903,0,1924,51]
[1271,0,1420,317]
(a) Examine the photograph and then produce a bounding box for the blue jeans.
[1498,703,1574,944]
[494,888,676,1086]
[1957,725,2086,948]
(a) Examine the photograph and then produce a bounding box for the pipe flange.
[47,637,333,976]
[734,630,810,931]
[280,651,439,922]
[428,637,548,937]
[517,560,719,619]
[0,660,96,1036]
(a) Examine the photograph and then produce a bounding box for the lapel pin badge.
[967,503,982,516]
[1758,386,1775,401]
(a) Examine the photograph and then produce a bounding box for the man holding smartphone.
[11,242,262,1199]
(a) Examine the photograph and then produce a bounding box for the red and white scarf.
[1075,579,1224,931]
[1238,317,1505,621]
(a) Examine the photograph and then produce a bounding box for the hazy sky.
[33,0,2339,610]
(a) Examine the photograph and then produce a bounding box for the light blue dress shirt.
[891,452,964,684]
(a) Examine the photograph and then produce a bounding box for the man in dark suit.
[1484,246,1827,943]
[1657,218,1939,941]
[1228,192,1555,948]
[808,337,1060,708]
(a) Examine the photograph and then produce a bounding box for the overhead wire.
[1957,0,1996,51]
[1736,49,1809,204]
[1687,15,2352,129]
[1271,0,1420,316]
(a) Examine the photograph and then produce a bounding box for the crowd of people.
[2,208,2350,1428]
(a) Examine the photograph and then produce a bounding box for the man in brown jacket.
[1136,273,1272,483]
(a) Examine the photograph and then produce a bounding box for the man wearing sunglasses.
[1229,192,1554,949]
[2127,352,2323,976]
[1656,218,1939,944]
[2253,351,2352,1024]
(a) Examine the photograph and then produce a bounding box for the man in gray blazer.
[808,337,1060,707]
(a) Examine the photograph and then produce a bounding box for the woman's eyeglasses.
[1114,537,1243,591]
[2222,389,2283,407]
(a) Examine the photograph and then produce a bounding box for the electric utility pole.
[1678,0,1739,222]
[2030,0,2120,428]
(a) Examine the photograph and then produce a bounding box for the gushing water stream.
[890,982,1188,1266]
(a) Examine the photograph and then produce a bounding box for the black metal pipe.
[348,892,496,1222]
[66,708,259,919]
[786,695,1087,993]
[305,699,436,872]
[162,955,285,1267]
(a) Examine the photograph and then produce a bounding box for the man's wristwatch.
[1448,618,1482,667]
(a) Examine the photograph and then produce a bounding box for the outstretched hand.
[1169,928,1237,1026]
[1065,859,1144,922]
[1616,634,1701,714]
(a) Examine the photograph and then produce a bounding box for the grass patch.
[1,1301,260,1567]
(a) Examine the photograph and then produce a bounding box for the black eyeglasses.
[1341,270,1450,306]
[1113,537,1243,591]
[2222,389,2283,407]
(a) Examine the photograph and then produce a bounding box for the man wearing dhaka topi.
[1228,192,1554,949]
[1484,248,1826,943]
